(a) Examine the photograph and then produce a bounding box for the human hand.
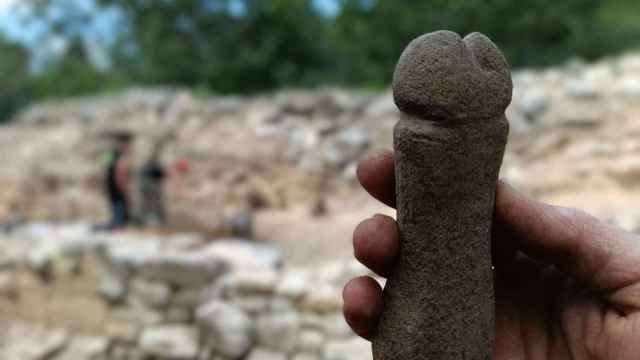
[344,149,640,359]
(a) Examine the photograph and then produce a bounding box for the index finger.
[357,149,397,208]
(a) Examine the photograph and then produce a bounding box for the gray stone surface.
[54,335,110,360]
[139,252,226,287]
[166,306,192,323]
[296,330,324,354]
[0,225,376,360]
[96,245,132,303]
[0,324,69,360]
[229,269,278,294]
[105,320,141,343]
[172,288,202,308]
[300,285,342,313]
[246,348,287,360]
[255,312,300,352]
[204,240,282,270]
[392,31,512,122]
[291,353,320,360]
[196,300,253,359]
[373,31,511,360]
[130,278,172,308]
[139,324,198,359]
[324,338,372,360]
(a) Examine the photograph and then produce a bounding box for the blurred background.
[1,1,640,359]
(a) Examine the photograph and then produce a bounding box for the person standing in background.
[105,132,133,230]
[139,141,168,227]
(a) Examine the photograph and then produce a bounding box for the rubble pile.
[3,54,640,227]
[0,223,373,359]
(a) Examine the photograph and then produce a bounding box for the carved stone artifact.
[372,30,512,360]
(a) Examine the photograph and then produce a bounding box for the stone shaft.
[372,116,508,359]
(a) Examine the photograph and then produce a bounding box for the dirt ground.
[254,183,640,266]
[255,192,394,266]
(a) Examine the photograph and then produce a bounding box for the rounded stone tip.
[392,31,513,122]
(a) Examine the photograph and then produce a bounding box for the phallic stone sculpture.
[372,31,512,359]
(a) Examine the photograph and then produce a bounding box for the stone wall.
[0,224,372,359]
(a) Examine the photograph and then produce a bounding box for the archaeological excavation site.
[2,48,640,359]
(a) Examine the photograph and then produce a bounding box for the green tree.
[3,0,640,111]
[330,0,619,86]
[107,0,331,93]
[31,41,125,99]
[0,38,31,123]
[212,0,331,92]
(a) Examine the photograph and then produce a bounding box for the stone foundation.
[0,224,372,359]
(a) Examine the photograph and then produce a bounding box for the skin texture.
[344,149,640,359]
[373,31,512,359]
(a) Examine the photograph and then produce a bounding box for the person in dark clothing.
[140,147,167,227]
[105,133,133,230]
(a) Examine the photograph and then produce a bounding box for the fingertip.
[343,276,384,340]
[357,149,396,208]
[353,214,400,276]
[357,149,393,169]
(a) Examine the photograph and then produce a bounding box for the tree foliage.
[0,38,31,123]
[105,0,332,92]
[99,0,640,90]
[2,0,640,122]
[330,0,625,85]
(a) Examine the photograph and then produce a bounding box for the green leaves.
[2,0,640,123]
[0,39,30,123]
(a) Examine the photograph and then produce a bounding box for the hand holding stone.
[372,31,512,360]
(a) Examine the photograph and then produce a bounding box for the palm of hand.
[493,253,639,359]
